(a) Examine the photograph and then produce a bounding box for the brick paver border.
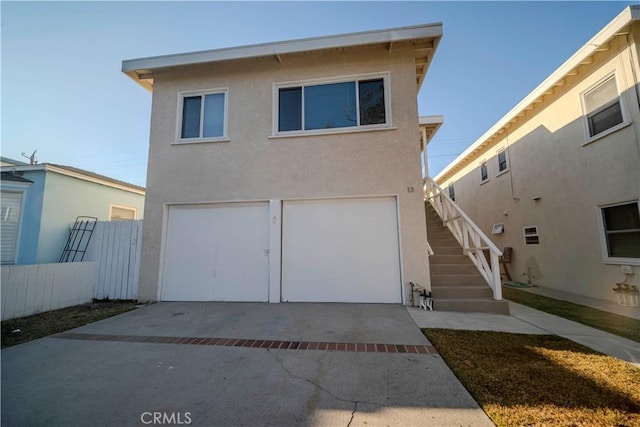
[53,332,438,355]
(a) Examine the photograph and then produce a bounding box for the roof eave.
[122,23,442,91]
[434,5,640,183]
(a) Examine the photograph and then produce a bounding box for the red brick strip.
[52,332,437,355]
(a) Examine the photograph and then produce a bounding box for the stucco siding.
[438,33,640,304]
[139,42,431,302]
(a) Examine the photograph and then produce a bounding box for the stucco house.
[434,6,640,309]
[123,24,450,305]
[0,159,145,265]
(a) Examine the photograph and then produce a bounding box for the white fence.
[1,220,143,321]
[85,220,142,300]
[1,262,97,321]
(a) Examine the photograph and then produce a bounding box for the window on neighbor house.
[1,191,23,264]
[498,150,508,173]
[583,75,624,139]
[480,162,488,182]
[448,184,455,201]
[110,205,137,221]
[523,226,540,245]
[277,76,388,133]
[601,202,640,259]
[178,90,227,141]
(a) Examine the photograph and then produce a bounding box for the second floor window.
[480,162,488,182]
[276,75,389,134]
[583,75,623,139]
[178,89,227,142]
[498,150,508,172]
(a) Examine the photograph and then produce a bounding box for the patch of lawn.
[424,328,640,427]
[503,286,640,343]
[1,300,138,348]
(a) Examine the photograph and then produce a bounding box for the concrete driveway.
[2,303,492,426]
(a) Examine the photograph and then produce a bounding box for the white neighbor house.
[435,6,640,310]
[123,24,447,304]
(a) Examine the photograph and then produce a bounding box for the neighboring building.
[0,160,145,265]
[434,6,640,305]
[123,24,442,303]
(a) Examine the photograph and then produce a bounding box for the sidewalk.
[408,302,640,367]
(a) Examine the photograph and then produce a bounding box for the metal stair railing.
[424,176,503,300]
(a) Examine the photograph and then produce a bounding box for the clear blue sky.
[2,1,636,187]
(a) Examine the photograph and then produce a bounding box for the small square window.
[110,205,137,221]
[523,226,540,245]
[480,162,488,182]
[448,184,455,201]
[583,76,623,139]
[498,150,508,172]
[178,90,227,141]
[601,202,640,259]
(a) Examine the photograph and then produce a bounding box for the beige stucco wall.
[138,42,431,303]
[438,30,640,306]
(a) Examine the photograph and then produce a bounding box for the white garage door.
[282,197,401,303]
[161,202,270,301]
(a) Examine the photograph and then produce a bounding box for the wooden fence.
[1,262,97,321]
[85,220,142,300]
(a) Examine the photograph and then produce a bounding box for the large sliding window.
[275,74,390,134]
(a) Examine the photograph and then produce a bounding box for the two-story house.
[123,24,443,304]
[434,6,640,309]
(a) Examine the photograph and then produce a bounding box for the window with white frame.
[275,74,390,134]
[497,149,508,173]
[1,190,23,264]
[480,162,488,182]
[523,226,540,245]
[110,205,137,221]
[177,89,227,142]
[582,75,624,139]
[600,202,640,261]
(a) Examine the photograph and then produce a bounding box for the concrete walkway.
[2,303,493,427]
[408,301,640,367]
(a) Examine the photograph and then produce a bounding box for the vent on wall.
[523,226,540,245]
[492,223,504,234]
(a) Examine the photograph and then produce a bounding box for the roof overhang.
[419,115,444,146]
[434,5,640,184]
[122,23,442,92]
[1,164,145,195]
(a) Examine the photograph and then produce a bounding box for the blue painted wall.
[3,168,144,265]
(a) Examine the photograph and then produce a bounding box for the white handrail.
[424,176,503,300]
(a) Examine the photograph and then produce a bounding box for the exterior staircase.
[426,202,509,314]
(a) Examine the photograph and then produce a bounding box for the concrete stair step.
[431,274,486,286]
[429,255,471,264]
[431,264,479,275]
[429,240,460,248]
[431,285,493,299]
[432,247,464,255]
[432,298,510,315]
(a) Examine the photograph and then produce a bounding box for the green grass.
[1,300,138,348]
[424,328,640,427]
[503,286,640,343]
